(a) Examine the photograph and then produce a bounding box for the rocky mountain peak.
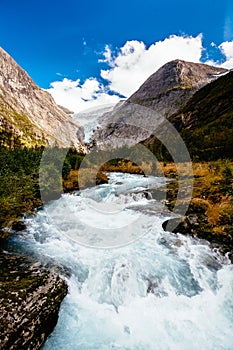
[127,59,228,112]
[91,60,228,149]
[0,47,85,151]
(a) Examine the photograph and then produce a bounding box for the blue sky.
[1,0,233,111]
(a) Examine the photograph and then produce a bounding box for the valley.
[0,48,232,349]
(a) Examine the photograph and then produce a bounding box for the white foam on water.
[12,173,233,350]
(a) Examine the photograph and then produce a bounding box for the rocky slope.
[168,69,233,159]
[0,253,67,350]
[91,60,227,149]
[0,47,85,151]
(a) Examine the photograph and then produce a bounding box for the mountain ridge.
[0,47,85,151]
[91,59,228,149]
[127,59,228,114]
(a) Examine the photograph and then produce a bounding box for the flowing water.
[10,173,233,349]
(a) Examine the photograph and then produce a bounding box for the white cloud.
[47,77,120,113]
[99,45,113,65]
[100,34,203,96]
[47,34,207,112]
[219,40,233,69]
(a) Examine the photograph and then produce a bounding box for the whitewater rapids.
[11,173,233,350]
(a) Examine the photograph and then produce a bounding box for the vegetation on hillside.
[142,71,233,162]
[0,147,43,237]
[0,146,86,239]
[0,90,46,148]
[170,71,233,160]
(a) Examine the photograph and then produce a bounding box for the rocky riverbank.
[79,158,233,262]
[64,159,233,262]
[0,253,68,350]
[158,161,233,262]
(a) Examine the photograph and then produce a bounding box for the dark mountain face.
[168,70,233,160]
[0,47,85,151]
[91,60,227,149]
[143,69,233,161]
[169,70,232,130]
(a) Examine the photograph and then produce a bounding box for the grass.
[161,160,233,239]
[100,159,145,174]
[63,167,108,191]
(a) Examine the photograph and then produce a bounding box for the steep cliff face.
[91,60,227,149]
[0,47,85,151]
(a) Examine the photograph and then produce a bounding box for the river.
[10,172,233,349]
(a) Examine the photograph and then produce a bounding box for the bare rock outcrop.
[0,253,68,350]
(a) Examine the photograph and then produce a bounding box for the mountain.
[91,60,227,149]
[0,47,85,151]
[127,59,227,115]
[168,69,233,160]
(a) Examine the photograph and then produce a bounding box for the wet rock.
[11,220,27,232]
[162,215,201,236]
[96,171,108,185]
[172,239,183,247]
[0,253,68,350]
[162,214,233,263]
